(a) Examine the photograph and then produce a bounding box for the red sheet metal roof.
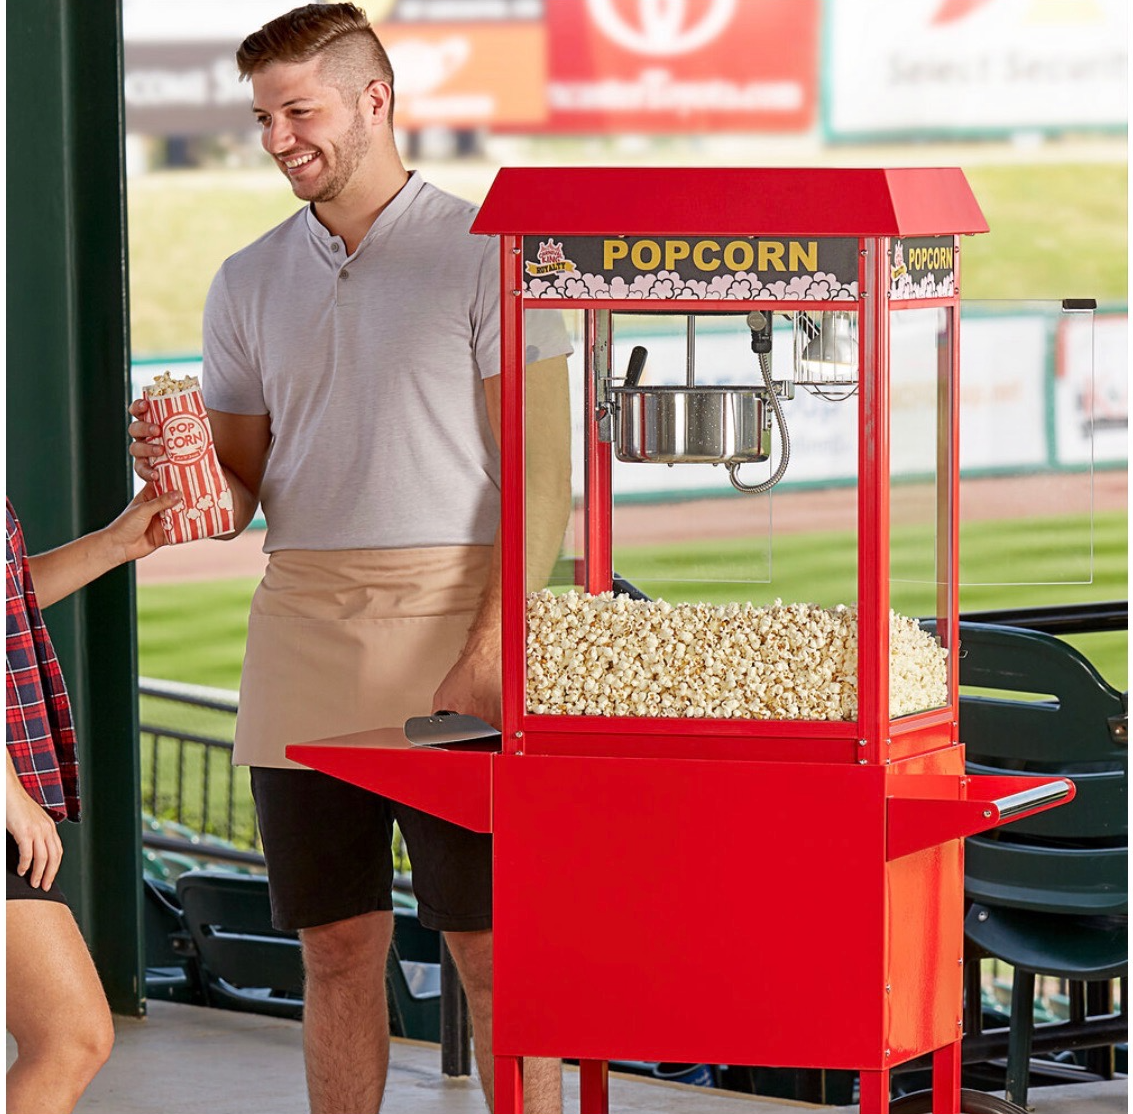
[470,167,989,237]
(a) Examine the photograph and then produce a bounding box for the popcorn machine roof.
[470,166,990,236]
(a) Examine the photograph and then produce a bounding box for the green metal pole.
[6,0,145,1015]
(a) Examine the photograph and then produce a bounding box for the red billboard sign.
[544,0,818,133]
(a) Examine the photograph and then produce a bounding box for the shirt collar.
[305,171,426,246]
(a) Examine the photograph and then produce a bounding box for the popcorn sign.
[144,373,236,545]
[163,413,210,465]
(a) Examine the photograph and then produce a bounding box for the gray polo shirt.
[203,172,571,552]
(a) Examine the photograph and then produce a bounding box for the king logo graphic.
[526,239,576,277]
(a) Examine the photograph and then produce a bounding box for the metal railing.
[139,677,261,856]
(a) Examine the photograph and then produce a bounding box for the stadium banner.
[376,22,547,128]
[133,309,1126,502]
[123,43,252,136]
[1056,310,1128,467]
[824,0,1128,139]
[542,0,818,133]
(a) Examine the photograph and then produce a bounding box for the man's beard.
[292,110,370,203]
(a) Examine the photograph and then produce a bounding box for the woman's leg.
[6,901,115,1114]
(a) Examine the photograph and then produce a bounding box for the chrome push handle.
[991,779,1073,820]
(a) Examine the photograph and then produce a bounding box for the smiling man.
[128,6,570,1113]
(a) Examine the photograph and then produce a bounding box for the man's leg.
[444,929,562,1114]
[300,910,394,1114]
[7,901,115,1113]
[251,768,398,1114]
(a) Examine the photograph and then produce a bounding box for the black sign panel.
[522,235,859,301]
[888,236,956,300]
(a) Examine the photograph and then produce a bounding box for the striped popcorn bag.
[143,373,236,544]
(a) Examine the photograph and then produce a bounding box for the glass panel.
[889,307,951,717]
[538,307,586,594]
[957,301,1105,589]
[527,308,863,723]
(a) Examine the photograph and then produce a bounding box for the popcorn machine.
[289,168,1075,1114]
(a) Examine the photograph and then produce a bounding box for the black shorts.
[6,833,69,904]
[250,766,492,934]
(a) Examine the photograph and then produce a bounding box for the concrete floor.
[6,1001,1127,1113]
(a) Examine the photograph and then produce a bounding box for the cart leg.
[932,1039,962,1114]
[495,1055,524,1114]
[579,1059,609,1114]
[858,1068,891,1114]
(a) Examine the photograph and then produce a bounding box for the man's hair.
[237,4,396,120]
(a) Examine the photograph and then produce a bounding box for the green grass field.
[126,160,1127,356]
[138,511,1128,690]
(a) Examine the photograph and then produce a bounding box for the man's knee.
[301,911,392,982]
[443,929,493,999]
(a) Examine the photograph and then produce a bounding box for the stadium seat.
[175,870,305,1019]
[143,877,206,1005]
[946,622,1128,1107]
[174,869,443,1040]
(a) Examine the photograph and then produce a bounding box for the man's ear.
[364,79,393,125]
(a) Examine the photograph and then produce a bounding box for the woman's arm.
[5,751,63,890]
[27,485,180,609]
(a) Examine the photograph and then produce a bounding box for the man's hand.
[6,761,63,891]
[431,635,502,731]
[127,397,163,484]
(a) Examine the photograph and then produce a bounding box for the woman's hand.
[104,483,182,562]
[6,766,63,890]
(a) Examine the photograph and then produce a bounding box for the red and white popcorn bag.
[144,373,236,545]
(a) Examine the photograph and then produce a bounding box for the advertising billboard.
[544,0,818,133]
[825,0,1128,139]
[377,22,547,128]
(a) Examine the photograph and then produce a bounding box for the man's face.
[252,58,372,204]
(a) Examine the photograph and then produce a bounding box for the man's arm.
[431,355,572,729]
[206,409,273,537]
[128,402,271,539]
[523,355,574,592]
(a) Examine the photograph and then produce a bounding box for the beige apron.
[234,545,492,768]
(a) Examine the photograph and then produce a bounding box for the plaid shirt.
[6,500,80,821]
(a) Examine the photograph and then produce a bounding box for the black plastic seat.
[947,621,1128,1107]
[174,869,443,1038]
[175,870,305,1019]
[143,876,206,1005]
[387,908,442,1042]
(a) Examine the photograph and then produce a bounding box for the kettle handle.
[623,345,648,388]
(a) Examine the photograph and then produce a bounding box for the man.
[129,6,570,1113]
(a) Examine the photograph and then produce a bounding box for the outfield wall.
[132,305,1127,505]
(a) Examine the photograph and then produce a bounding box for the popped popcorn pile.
[146,371,200,397]
[526,591,947,721]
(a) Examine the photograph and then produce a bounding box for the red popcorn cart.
[289,168,1075,1114]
